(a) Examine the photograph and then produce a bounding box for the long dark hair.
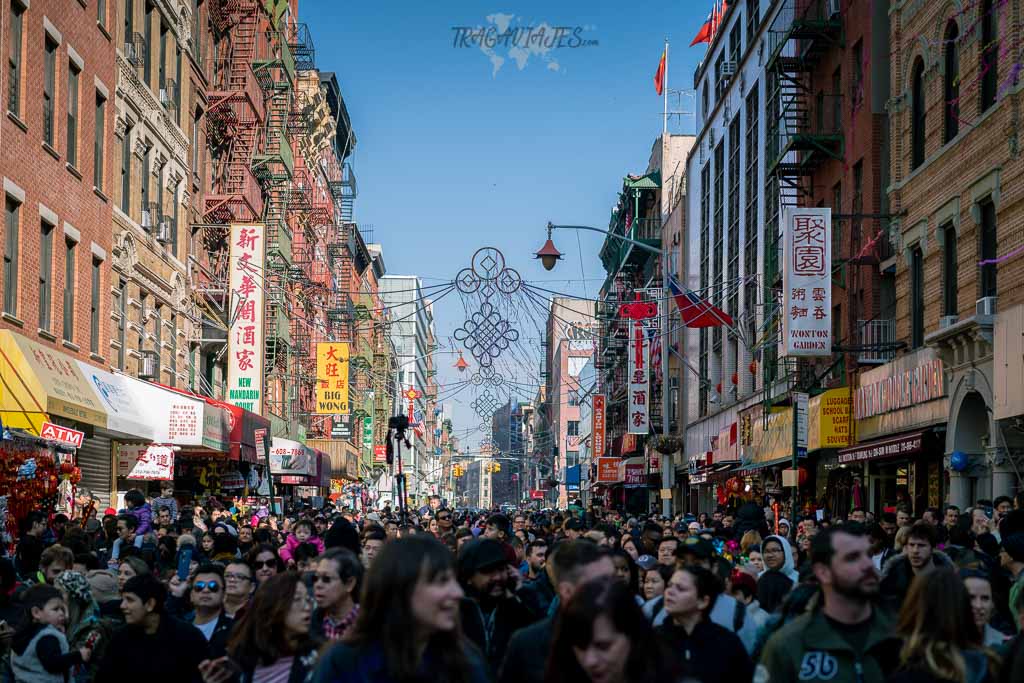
[342,535,474,682]
[895,567,994,683]
[227,573,316,669]
[545,576,675,683]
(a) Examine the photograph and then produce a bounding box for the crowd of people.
[1,488,1024,682]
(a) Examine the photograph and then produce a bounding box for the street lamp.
[537,221,677,517]
[534,223,563,271]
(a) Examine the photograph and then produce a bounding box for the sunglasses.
[253,559,278,569]
[193,580,220,593]
[313,574,337,583]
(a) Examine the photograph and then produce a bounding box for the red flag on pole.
[654,50,667,95]
[690,9,714,46]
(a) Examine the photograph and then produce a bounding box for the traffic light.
[494,462,501,472]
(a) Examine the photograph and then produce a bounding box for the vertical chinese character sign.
[627,320,650,434]
[315,342,350,414]
[592,394,606,457]
[227,224,265,413]
[782,207,831,357]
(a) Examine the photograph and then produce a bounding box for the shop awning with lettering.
[837,430,930,465]
[0,330,107,431]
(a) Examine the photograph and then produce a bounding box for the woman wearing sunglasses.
[311,536,488,683]
[203,572,320,683]
[311,548,363,641]
[245,544,285,585]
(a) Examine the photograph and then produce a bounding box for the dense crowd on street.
[1,488,1024,682]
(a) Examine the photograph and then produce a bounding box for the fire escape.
[762,0,842,390]
[194,0,267,335]
[250,8,296,423]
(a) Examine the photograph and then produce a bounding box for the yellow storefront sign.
[315,342,350,415]
[808,387,852,451]
[744,408,793,466]
[0,330,106,431]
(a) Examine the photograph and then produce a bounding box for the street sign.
[530,489,544,500]
[794,392,809,457]
[40,422,84,448]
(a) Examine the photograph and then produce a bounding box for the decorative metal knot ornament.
[454,302,519,368]
[456,247,522,299]
[471,390,501,418]
[470,365,505,388]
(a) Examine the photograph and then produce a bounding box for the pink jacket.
[279,532,325,562]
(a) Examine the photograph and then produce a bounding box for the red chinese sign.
[592,394,606,457]
[597,457,620,483]
[782,208,831,357]
[227,224,265,412]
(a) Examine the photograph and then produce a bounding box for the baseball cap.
[458,538,510,575]
[636,554,658,571]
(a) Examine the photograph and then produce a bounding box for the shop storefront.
[845,348,948,514]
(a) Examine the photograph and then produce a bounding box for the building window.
[90,258,101,354]
[942,223,957,317]
[910,246,924,348]
[191,106,201,179]
[944,22,959,142]
[851,40,864,109]
[63,239,76,343]
[746,0,759,44]
[66,64,80,168]
[3,198,18,316]
[154,303,162,376]
[94,93,106,191]
[832,181,842,257]
[743,83,759,356]
[979,200,997,298]
[981,0,998,112]
[7,0,24,115]
[728,117,740,321]
[43,36,57,147]
[124,0,133,42]
[39,221,53,331]
[97,0,106,28]
[158,20,167,100]
[138,291,146,352]
[911,58,926,170]
[832,68,841,131]
[140,144,151,228]
[702,82,708,122]
[171,180,180,257]
[116,279,127,369]
[192,0,202,62]
[568,391,579,407]
[566,451,579,468]
[567,420,579,437]
[121,124,132,214]
[144,2,154,87]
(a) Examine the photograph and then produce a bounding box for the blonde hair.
[740,530,762,555]
[894,525,912,552]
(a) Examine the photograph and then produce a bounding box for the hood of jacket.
[759,534,799,582]
[881,548,953,580]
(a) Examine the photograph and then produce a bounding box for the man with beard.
[457,538,535,674]
[758,525,901,682]
[879,521,950,612]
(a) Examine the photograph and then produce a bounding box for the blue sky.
[301,0,713,455]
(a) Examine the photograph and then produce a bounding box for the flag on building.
[668,275,734,328]
[690,9,714,46]
[654,50,667,95]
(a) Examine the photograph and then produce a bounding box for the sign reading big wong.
[782,207,831,357]
[227,224,265,413]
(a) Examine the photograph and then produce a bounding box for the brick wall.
[890,0,1024,345]
[0,0,116,365]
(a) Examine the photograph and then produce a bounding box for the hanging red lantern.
[731,372,738,385]
[749,361,757,374]
[726,476,742,494]
[798,466,809,487]
[716,382,722,394]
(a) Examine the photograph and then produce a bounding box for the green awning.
[624,171,661,189]
[739,456,793,472]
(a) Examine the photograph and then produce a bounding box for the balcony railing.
[159,79,178,114]
[856,319,896,365]
[124,33,145,68]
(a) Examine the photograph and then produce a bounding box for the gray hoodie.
[759,534,800,583]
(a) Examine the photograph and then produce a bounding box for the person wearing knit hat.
[56,570,112,677]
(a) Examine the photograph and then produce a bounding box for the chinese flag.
[654,50,667,95]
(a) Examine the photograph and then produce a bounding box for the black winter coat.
[459,594,536,674]
[656,620,754,683]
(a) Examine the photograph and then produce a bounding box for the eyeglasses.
[313,574,337,584]
[224,572,251,583]
[253,559,278,569]
[193,580,221,593]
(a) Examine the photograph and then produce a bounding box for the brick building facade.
[0,0,117,363]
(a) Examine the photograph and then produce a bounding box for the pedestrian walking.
[310,535,488,683]
[311,548,362,641]
[545,576,675,683]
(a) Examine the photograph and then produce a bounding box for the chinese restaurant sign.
[627,321,650,434]
[118,444,174,481]
[315,342,350,415]
[592,394,606,457]
[227,224,265,413]
[782,207,831,357]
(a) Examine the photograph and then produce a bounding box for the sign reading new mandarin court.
[227,224,265,414]
[782,207,832,357]
[315,342,350,415]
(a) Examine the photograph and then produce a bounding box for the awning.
[837,430,929,465]
[0,330,107,431]
[739,456,792,472]
[154,383,268,462]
